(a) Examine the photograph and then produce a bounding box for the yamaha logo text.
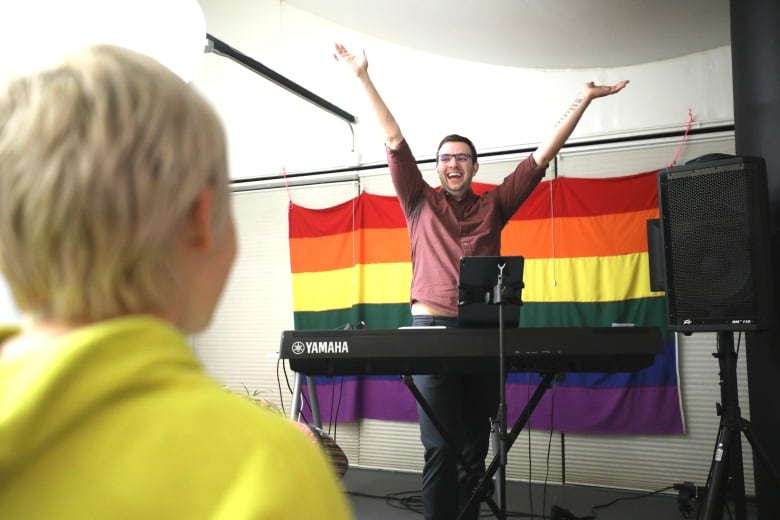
[290,340,350,355]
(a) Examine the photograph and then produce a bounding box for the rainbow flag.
[288,170,683,434]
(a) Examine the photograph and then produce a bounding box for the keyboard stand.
[289,372,323,428]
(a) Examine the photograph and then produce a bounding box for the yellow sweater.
[0,316,353,519]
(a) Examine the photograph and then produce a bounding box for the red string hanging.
[667,108,694,167]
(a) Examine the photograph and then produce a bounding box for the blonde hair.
[0,45,230,323]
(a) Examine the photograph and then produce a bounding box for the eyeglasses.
[438,153,472,163]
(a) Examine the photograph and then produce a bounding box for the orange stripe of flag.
[290,227,411,273]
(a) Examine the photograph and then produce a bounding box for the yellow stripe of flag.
[524,252,662,302]
[292,262,412,312]
[292,253,660,311]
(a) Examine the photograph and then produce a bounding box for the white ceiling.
[284,0,731,69]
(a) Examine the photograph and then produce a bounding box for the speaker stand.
[701,331,780,520]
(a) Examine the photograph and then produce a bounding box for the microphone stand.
[492,263,509,518]
[459,262,519,520]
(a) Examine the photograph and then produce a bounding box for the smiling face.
[436,138,479,200]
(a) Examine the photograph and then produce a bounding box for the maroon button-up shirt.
[387,139,546,316]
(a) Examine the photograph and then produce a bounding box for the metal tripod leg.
[289,372,322,428]
[701,331,748,520]
[702,412,780,520]
[462,372,556,519]
[491,414,504,516]
[701,418,746,520]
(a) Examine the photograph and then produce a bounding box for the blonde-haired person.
[0,45,352,519]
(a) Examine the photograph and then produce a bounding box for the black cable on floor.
[346,489,423,515]
[588,486,674,518]
[346,489,540,518]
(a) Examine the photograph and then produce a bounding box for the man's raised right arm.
[333,43,404,150]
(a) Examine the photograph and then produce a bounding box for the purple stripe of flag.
[304,378,683,434]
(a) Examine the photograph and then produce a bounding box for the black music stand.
[457,255,524,520]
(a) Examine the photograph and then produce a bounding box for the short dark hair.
[436,134,477,162]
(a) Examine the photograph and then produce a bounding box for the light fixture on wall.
[0,0,206,82]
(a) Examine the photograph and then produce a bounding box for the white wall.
[194,0,733,180]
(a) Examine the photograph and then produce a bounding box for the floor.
[343,467,759,520]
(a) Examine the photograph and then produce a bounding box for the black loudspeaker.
[657,155,776,332]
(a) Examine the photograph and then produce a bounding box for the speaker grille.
[658,156,775,332]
